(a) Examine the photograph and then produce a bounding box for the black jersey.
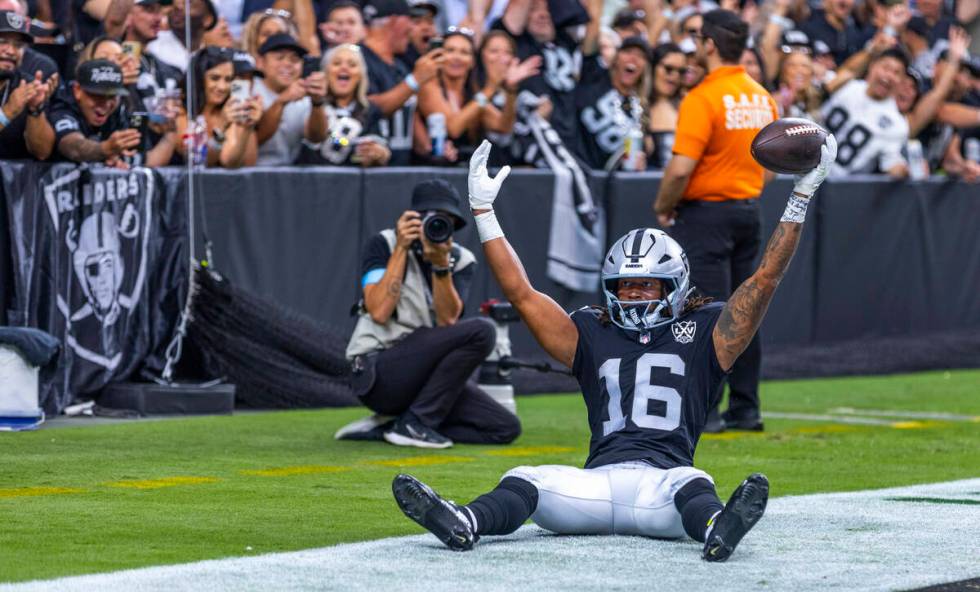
[361,43,414,166]
[490,18,580,148]
[571,302,727,470]
[49,91,142,166]
[297,102,384,166]
[573,55,643,170]
[648,130,675,170]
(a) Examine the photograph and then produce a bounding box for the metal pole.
[159,3,197,383]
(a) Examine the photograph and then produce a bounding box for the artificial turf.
[1,369,978,583]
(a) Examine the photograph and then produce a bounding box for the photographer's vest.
[345,229,476,360]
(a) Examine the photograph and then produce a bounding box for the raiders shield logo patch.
[44,168,155,370]
[6,12,25,30]
[671,320,696,344]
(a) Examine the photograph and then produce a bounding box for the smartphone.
[129,111,148,134]
[302,55,320,78]
[121,41,142,61]
[427,37,444,52]
[230,79,251,103]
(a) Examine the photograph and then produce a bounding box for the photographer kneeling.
[340,179,521,449]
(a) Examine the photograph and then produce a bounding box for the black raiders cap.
[231,50,257,75]
[258,33,308,56]
[408,0,438,17]
[0,11,33,42]
[75,59,129,96]
[781,29,813,53]
[612,9,645,30]
[363,0,411,21]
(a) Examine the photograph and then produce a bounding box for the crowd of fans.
[0,0,977,179]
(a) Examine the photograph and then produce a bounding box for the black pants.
[359,318,521,444]
[669,199,762,417]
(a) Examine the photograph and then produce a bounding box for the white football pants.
[502,462,713,539]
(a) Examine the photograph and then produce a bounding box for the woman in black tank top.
[647,43,685,170]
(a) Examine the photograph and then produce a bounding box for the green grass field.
[1,370,979,584]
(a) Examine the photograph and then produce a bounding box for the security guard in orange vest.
[653,9,778,433]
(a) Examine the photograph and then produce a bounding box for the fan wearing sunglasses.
[648,42,686,169]
[773,39,823,122]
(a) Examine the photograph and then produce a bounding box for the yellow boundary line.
[104,477,221,490]
[0,486,87,499]
[0,422,955,501]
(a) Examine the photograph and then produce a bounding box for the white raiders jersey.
[821,80,909,176]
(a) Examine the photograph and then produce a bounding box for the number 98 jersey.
[570,302,727,470]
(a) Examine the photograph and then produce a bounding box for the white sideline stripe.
[827,407,980,421]
[764,412,896,425]
[3,479,979,592]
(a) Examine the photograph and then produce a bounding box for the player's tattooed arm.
[57,133,106,162]
[713,222,802,372]
[713,135,837,370]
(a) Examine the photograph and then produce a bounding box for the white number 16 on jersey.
[598,353,684,436]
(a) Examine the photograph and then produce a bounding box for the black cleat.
[392,474,478,551]
[722,410,765,432]
[703,408,726,434]
[702,473,769,562]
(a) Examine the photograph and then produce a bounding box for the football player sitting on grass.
[391,135,837,562]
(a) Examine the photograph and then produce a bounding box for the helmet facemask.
[600,228,692,333]
[603,276,687,331]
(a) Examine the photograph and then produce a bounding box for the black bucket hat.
[410,179,467,229]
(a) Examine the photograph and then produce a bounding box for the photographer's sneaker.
[702,473,769,562]
[392,474,477,551]
[334,414,393,441]
[384,416,453,449]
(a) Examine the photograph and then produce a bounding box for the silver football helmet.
[602,228,691,331]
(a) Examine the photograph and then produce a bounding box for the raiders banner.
[1,163,187,414]
[505,94,604,292]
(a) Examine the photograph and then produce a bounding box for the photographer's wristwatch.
[431,257,454,277]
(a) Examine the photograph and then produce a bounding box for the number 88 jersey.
[820,79,909,175]
[570,302,728,470]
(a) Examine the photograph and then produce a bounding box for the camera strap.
[411,248,437,326]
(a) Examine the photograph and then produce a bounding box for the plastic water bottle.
[965,138,980,164]
[427,112,446,157]
[183,115,208,167]
[907,139,928,181]
[622,125,645,171]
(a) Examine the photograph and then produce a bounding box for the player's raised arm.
[712,135,837,372]
[468,141,579,368]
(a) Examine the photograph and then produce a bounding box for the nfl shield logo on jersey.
[671,320,696,344]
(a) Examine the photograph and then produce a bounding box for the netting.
[187,268,357,408]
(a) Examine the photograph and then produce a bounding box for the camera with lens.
[422,210,454,243]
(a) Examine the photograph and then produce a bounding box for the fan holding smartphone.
[251,33,329,165]
[175,46,264,169]
[297,44,390,167]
